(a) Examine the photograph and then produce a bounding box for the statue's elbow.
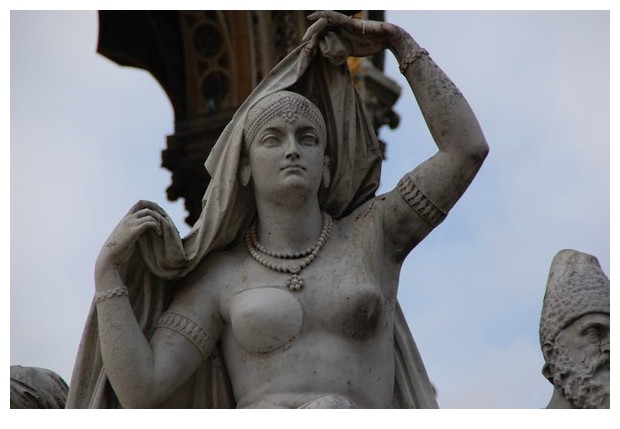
[469,137,489,165]
[113,379,160,409]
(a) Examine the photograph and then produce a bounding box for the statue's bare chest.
[221,231,391,356]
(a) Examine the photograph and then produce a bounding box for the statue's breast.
[300,264,386,341]
[328,285,385,340]
[228,286,303,355]
[300,229,387,341]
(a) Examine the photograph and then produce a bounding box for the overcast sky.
[9,8,611,412]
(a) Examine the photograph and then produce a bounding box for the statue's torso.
[200,213,400,408]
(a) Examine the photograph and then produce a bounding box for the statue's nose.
[284,136,301,160]
[601,339,610,354]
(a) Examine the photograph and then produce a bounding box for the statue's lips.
[281,164,306,172]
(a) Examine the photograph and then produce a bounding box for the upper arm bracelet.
[155,311,211,359]
[397,173,447,227]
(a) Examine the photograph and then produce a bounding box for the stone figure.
[67,11,488,408]
[10,365,69,409]
[540,249,610,409]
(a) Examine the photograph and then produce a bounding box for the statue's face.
[551,312,610,408]
[248,113,326,201]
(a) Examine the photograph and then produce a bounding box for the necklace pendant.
[286,274,304,291]
[246,212,332,293]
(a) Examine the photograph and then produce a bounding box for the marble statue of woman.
[66,11,488,408]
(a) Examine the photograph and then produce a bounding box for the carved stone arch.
[179,11,266,115]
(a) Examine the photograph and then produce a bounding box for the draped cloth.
[66,31,438,409]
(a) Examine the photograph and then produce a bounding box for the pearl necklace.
[245,212,333,291]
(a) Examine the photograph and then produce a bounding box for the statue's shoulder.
[185,243,246,287]
[172,247,246,316]
[332,196,388,244]
[341,194,387,226]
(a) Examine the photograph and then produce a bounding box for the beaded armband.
[94,286,129,304]
[399,47,429,74]
[397,173,447,227]
[155,311,210,359]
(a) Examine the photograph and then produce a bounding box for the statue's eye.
[298,134,318,146]
[261,134,280,146]
[583,326,601,340]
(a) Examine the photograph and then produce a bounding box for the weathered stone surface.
[540,249,610,409]
[10,366,68,409]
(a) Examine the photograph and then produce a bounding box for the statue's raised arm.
[307,11,489,261]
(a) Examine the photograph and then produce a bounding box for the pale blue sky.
[9,9,611,410]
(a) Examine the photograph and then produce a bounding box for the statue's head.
[539,249,610,408]
[239,91,329,201]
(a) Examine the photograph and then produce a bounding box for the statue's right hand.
[95,200,166,282]
[307,11,408,58]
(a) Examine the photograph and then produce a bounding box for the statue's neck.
[254,198,323,254]
[545,387,575,409]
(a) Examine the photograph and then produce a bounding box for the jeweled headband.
[243,91,327,151]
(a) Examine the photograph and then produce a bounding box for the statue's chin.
[259,179,320,207]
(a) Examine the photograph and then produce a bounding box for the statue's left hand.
[95,200,167,284]
[306,11,408,58]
